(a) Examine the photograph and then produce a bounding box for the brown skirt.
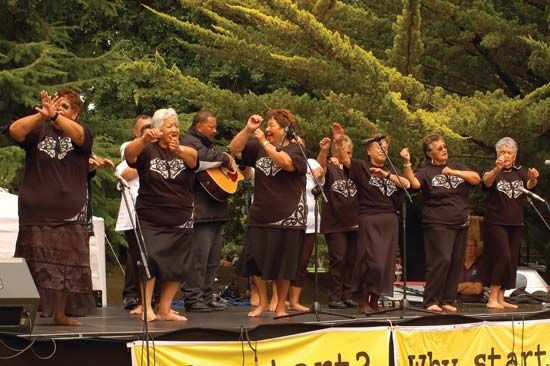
[15,223,96,317]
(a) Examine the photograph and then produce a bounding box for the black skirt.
[15,223,96,317]
[356,212,399,296]
[239,226,305,281]
[141,227,194,282]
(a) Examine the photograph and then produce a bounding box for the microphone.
[276,126,293,152]
[114,171,130,189]
[518,186,546,203]
[545,160,550,166]
[361,134,386,145]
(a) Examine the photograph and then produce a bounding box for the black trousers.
[291,233,315,288]
[422,226,468,307]
[482,224,521,289]
[325,231,358,302]
[122,230,139,300]
[183,221,224,305]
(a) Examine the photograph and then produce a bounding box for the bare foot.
[486,300,504,309]
[275,310,288,317]
[156,312,188,321]
[54,314,81,326]
[130,305,143,315]
[358,303,374,315]
[441,304,457,312]
[426,304,443,312]
[501,301,518,309]
[289,303,309,312]
[250,292,259,307]
[141,307,157,322]
[268,298,277,312]
[133,305,173,316]
[248,305,264,317]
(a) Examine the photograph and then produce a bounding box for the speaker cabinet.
[0,258,39,334]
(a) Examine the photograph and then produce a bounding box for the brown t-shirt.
[240,140,307,229]
[349,159,402,216]
[129,143,196,231]
[483,167,528,226]
[320,163,359,233]
[415,161,476,228]
[15,120,93,226]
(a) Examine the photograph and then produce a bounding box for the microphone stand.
[364,141,435,317]
[118,180,153,365]
[275,128,355,321]
[525,196,550,231]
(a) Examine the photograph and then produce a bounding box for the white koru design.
[38,136,74,160]
[271,191,307,227]
[64,202,88,222]
[177,218,194,229]
[149,157,187,179]
[256,157,282,177]
[369,176,397,197]
[496,180,524,199]
[331,179,358,198]
[431,175,464,189]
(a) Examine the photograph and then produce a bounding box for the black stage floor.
[23,302,550,340]
[2,304,550,366]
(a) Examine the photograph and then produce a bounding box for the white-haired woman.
[124,108,198,321]
[482,137,539,309]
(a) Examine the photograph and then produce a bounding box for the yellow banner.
[394,320,550,366]
[129,327,390,366]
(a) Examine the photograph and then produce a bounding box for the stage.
[2,303,550,366]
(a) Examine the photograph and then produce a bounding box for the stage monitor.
[0,258,39,335]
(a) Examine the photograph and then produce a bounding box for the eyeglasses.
[430,144,447,152]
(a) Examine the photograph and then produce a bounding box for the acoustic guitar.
[197,166,244,202]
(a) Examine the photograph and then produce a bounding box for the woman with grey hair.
[124,108,198,321]
[482,137,539,309]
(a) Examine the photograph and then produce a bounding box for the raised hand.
[400,148,411,163]
[246,114,263,133]
[35,90,56,119]
[253,128,266,145]
[329,156,340,166]
[142,128,162,144]
[319,137,331,151]
[528,168,539,181]
[331,122,345,143]
[495,156,505,171]
[168,135,180,153]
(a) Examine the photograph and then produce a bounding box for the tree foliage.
[1,0,550,269]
